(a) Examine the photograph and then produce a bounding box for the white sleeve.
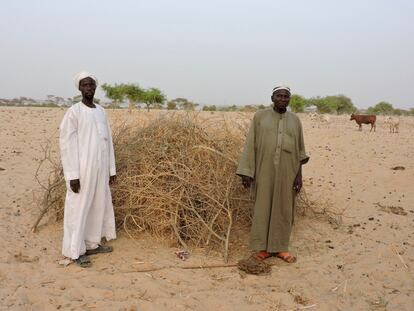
[59,108,80,180]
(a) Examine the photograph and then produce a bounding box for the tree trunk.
[128,100,133,114]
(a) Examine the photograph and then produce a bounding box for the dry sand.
[0,107,413,311]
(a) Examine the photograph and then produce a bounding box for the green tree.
[241,105,256,112]
[167,101,177,110]
[309,97,333,113]
[289,94,307,113]
[102,83,167,111]
[169,97,198,110]
[309,95,356,114]
[334,95,356,114]
[120,84,144,111]
[367,101,394,115]
[101,83,125,107]
[202,105,217,111]
[218,105,239,112]
[142,88,166,111]
[392,108,409,116]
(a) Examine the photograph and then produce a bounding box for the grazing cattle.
[309,112,330,122]
[350,114,376,132]
[309,113,330,128]
[384,116,400,133]
[319,114,330,123]
[308,112,318,121]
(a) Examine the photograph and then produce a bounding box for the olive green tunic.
[237,108,309,252]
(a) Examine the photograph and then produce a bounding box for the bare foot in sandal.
[86,245,113,256]
[275,252,296,263]
[252,250,272,261]
[75,254,92,268]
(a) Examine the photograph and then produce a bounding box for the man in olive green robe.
[237,84,309,263]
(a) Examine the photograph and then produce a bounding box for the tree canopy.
[121,84,145,110]
[367,101,394,115]
[202,105,217,111]
[141,88,166,111]
[101,83,125,106]
[169,98,198,110]
[289,94,307,113]
[101,83,165,111]
[309,95,356,114]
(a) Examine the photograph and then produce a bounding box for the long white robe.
[59,102,116,260]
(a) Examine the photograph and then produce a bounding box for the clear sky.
[1,0,413,108]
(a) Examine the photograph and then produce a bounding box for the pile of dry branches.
[111,113,253,260]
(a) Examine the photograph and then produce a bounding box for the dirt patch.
[374,202,407,216]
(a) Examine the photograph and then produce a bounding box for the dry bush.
[110,112,253,260]
[296,189,343,228]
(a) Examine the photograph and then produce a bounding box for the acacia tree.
[169,97,198,111]
[101,83,124,107]
[333,95,356,114]
[367,101,394,115]
[102,83,167,111]
[289,94,307,112]
[121,84,144,112]
[309,95,356,114]
[202,105,217,111]
[102,83,144,111]
[142,88,166,111]
[167,100,177,110]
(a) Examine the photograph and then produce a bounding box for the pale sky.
[1,0,413,108]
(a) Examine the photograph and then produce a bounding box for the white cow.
[319,114,330,123]
[309,113,330,125]
[384,116,400,133]
[309,112,318,121]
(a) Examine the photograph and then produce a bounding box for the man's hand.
[70,179,80,193]
[293,171,302,193]
[109,175,117,185]
[241,175,253,189]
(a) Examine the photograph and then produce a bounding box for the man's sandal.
[252,251,273,261]
[75,255,92,268]
[85,245,113,256]
[275,253,297,263]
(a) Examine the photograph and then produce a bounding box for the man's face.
[79,77,96,100]
[271,89,290,110]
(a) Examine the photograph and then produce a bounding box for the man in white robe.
[60,72,117,267]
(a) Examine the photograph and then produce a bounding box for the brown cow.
[350,114,376,132]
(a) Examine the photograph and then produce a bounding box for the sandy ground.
[0,107,413,311]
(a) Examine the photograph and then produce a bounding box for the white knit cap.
[74,71,98,90]
[272,84,291,94]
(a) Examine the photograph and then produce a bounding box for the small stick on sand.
[392,245,409,269]
[284,303,317,311]
[331,279,348,292]
[118,263,239,273]
[116,261,283,274]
